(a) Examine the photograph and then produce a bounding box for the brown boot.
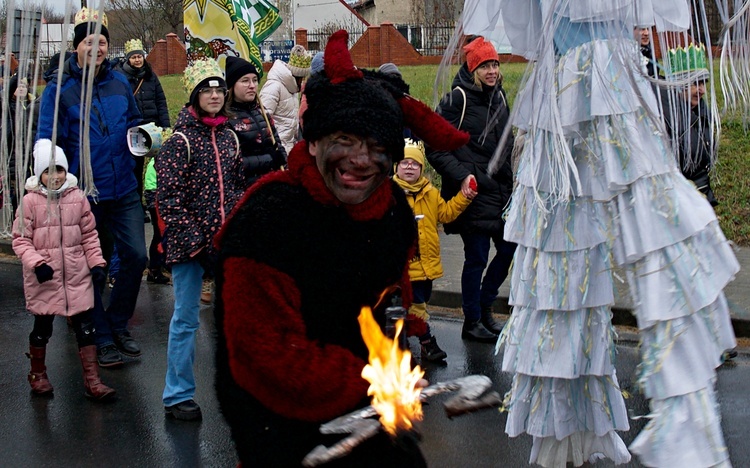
[27,345,54,395]
[78,345,116,401]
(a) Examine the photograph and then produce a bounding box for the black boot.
[461,320,498,343]
[481,306,504,335]
[420,336,447,362]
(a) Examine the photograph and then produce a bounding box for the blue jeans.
[90,190,147,347]
[460,231,516,321]
[163,260,204,406]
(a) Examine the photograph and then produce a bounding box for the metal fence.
[305,26,366,54]
[394,23,456,56]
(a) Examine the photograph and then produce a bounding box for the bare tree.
[106,0,182,44]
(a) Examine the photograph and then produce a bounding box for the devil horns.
[322,29,469,151]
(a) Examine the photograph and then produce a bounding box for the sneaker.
[113,332,141,357]
[200,279,213,305]
[165,399,202,421]
[97,344,124,368]
[461,320,498,343]
[147,269,171,285]
[420,336,447,362]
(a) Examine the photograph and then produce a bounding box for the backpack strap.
[454,87,467,129]
[173,131,190,162]
[229,129,240,156]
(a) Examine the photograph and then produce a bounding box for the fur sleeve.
[222,256,370,422]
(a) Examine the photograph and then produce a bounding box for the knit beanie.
[463,36,498,73]
[73,7,109,49]
[378,62,402,78]
[311,51,325,75]
[183,59,226,106]
[286,45,312,78]
[125,39,145,59]
[403,139,425,167]
[302,30,470,163]
[225,56,258,89]
[33,139,68,178]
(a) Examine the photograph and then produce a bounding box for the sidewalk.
[430,231,750,337]
[3,230,749,335]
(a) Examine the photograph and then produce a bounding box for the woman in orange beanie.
[428,36,516,343]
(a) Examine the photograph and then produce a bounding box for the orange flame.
[358,306,424,435]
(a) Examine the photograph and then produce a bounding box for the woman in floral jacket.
[156,59,244,421]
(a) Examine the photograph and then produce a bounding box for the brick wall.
[147,33,187,77]
[301,23,527,69]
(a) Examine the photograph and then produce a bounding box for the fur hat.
[33,139,68,178]
[225,56,258,89]
[183,59,226,105]
[286,45,312,78]
[73,7,109,49]
[302,30,469,162]
[125,39,145,59]
[463,36,498,73]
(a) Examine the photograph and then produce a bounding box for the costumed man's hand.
[461,175,478,199]
[90,266,107,291]
[34,263,54,283]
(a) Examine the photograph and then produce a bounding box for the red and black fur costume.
[214,30,469,466]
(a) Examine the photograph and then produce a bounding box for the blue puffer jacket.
[37,53,142,201]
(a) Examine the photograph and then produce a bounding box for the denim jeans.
[163,260,204,406]
[459,231,516,321]
[90,190,147,347]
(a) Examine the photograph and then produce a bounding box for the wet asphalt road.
[1,259,749,467]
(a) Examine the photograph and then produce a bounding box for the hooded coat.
[427,63,514,235]
[114,60,170,128]
[227,98,287,187]
[12,172,106,316]
[156,106,244,265]
[36,54,142,201]
[393,174,471,282]
[259,60,300,154]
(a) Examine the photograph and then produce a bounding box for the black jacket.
[114,61,170,128]
[427,64,514,235]
[228,100,287,187]
[660,89,717,206]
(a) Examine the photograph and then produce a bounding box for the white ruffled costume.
[458,0,740,466]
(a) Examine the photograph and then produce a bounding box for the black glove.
[91,266,107,290]
[34,264,54,284]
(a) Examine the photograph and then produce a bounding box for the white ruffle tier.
[501,36,737,467]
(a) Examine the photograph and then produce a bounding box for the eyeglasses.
[398,160,421,169]
[198,87,227,96]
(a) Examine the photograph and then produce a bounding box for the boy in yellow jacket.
[393,139,474,362]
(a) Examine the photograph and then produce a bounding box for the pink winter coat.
[12,178,106,316]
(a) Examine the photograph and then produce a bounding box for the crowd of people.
[2,3,740,466]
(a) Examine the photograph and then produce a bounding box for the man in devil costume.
[213,30,469,466]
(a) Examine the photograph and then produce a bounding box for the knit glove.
[90,266,107,291]
[34,264,54,284]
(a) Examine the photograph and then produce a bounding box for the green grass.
[157,62,749,244]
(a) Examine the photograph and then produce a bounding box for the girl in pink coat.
[12,139,115,401]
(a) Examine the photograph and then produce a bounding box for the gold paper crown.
[125,39,145,55]
[182,59,224,94]
[286,45,312,77]
[74,7,108,28]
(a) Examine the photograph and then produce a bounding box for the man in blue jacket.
[37,8,146,368]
